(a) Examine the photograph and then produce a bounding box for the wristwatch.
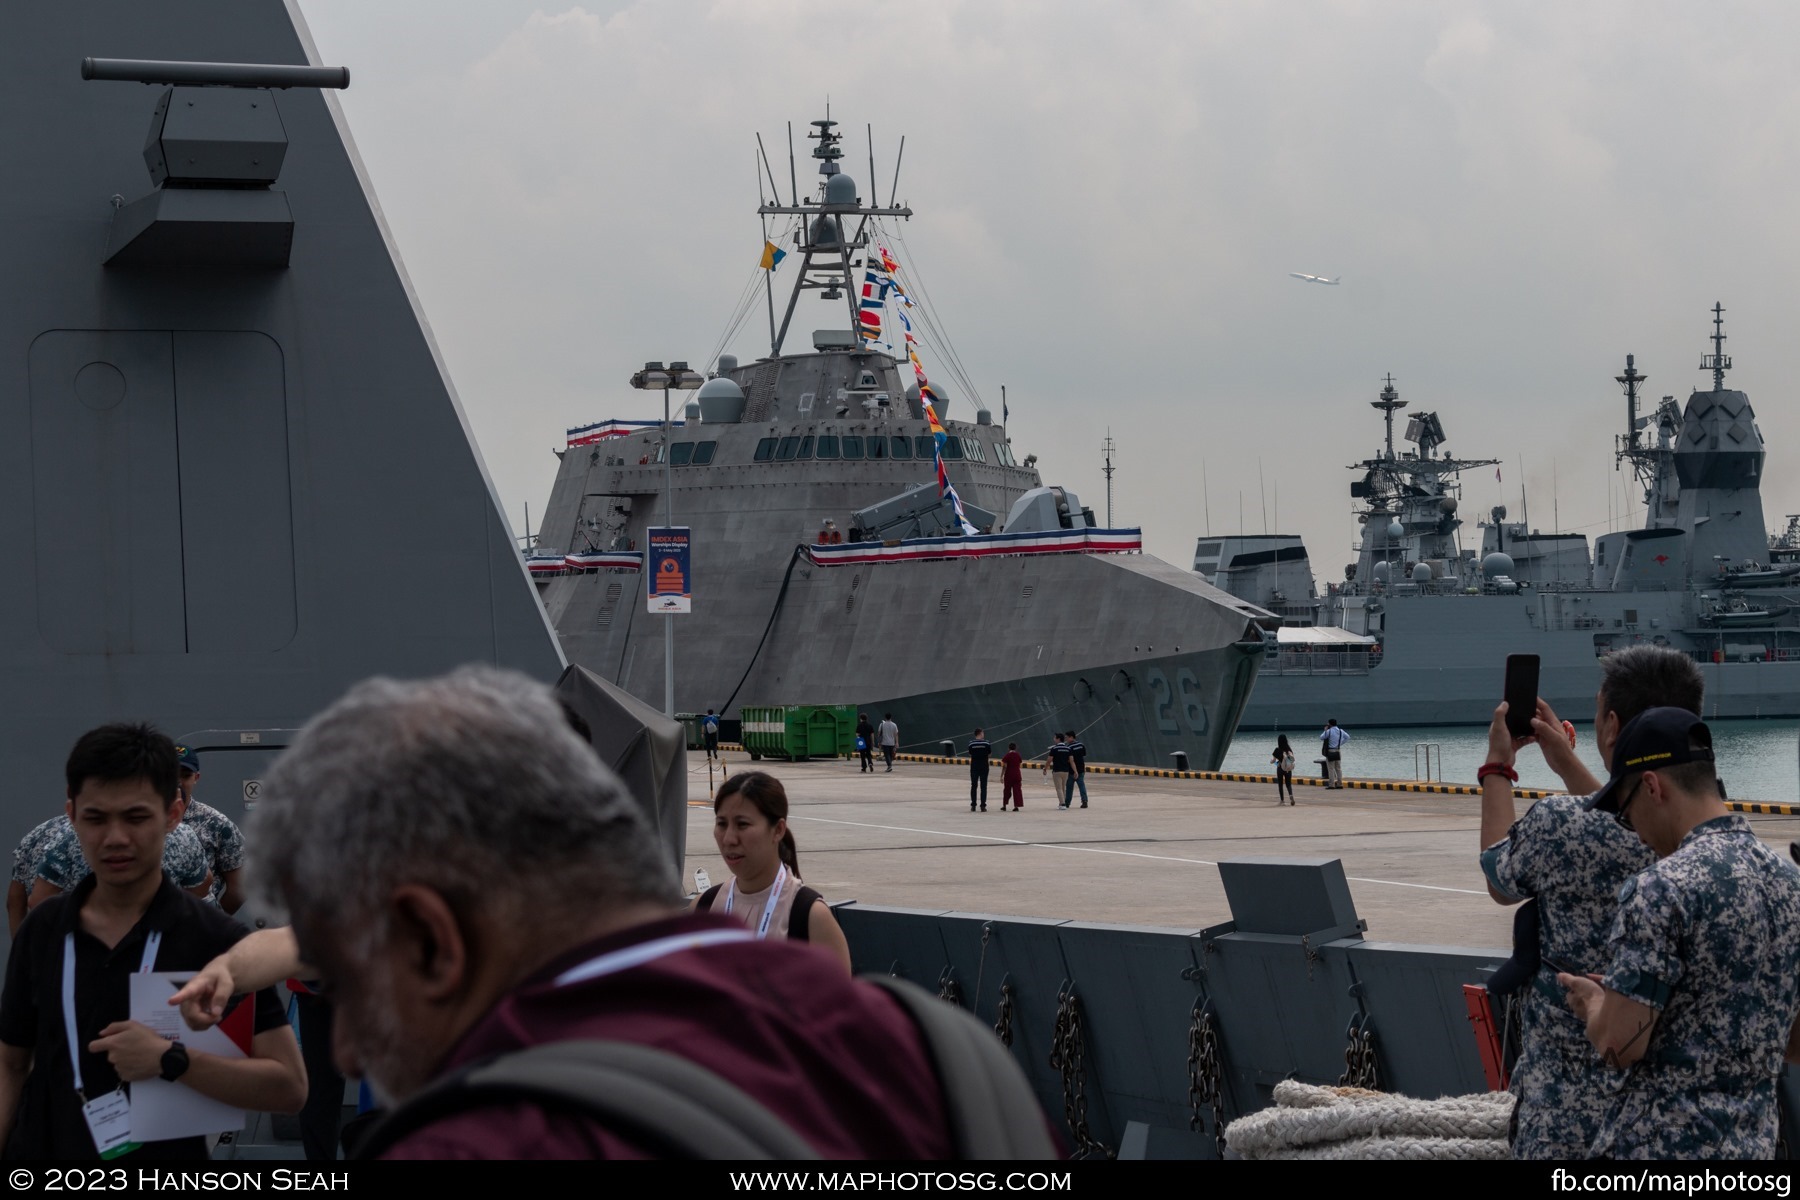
[159,1041,190,1082]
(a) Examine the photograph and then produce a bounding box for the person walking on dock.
[1064,732,1089,809]
[1271,735,1296,805]
[1000,743,1024,811]
[701,710,720,762]
[967,729,992,812]
[1319,719,1349,789]
[856,713,875,773]
[1478,644,1701,1160]
[1045,733,1073,808]
[878,714,899,773]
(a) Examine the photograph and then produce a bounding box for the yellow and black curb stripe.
[1728,801,1800,816]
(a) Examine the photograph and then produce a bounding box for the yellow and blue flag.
[760,240,786,271]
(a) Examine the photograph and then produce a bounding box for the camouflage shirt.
[1592,815,1800,1160]
[11,815,70,888]
[181,799,245,904]
[35,819,211,893]
[1480,793,1656,1159]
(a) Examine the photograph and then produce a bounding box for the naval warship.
[531,117,1273,769]
[1201,307,1800,730]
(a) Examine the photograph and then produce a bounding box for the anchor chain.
[1186,999,1225,1155]
[994,980,1016,1047]
[1048,982,1113,1159]
[1338,1012,1380,1091]
[937,966,964,1008]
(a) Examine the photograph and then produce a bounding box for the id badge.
[81,1089,140,1159]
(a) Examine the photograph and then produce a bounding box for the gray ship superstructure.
[535,117,1272,768]
[1206,308,1800,730]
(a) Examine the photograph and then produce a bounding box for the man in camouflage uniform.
[1477,645,1703,1159]
[8,815,67,937]
[29,807,212,905]
[1563,708,1800,1159]
[176,745,247,912]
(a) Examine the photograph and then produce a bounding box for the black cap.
[1587,707,1714,814]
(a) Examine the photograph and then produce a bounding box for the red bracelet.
[1477,762,1519,784]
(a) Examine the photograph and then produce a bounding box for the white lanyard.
[63,930,160,1100]
[723,864,788,939]
[552,928,754,988]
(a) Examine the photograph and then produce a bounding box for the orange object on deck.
[1462,983,1508,1091]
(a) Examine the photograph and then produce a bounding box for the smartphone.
[1503,654,1540,739]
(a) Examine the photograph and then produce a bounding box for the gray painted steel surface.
[1,1,564,843]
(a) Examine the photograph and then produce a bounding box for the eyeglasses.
[1613,778,1643,832]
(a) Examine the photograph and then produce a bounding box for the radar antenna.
[1370,374,1406,460]
[1102,430,1116,527]
[1700,301,1732,390]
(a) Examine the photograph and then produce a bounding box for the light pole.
[630,359,704,716]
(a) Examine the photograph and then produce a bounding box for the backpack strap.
[787,886,820,942]
[695,883,723,912]
[861,975,1058,1160]
[353,1039,819,1160]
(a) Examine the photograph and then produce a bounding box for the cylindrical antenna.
[755,132,782,202]
[82,57,350,89]
[867,124,879,210]
[888,135,906,208]
[786,122,798,206]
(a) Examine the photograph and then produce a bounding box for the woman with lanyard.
[694,772,851,973]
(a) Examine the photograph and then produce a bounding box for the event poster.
[646,526,691,614]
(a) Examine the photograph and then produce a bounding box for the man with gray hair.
[246,666,982,1158]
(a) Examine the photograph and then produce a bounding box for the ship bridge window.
[994,442,1016,467]
[916,435,936,458]
[963,437,986,463]
[754,437,777,462]
[776,436,802,460]
[868,437,888,460]
[796,435,814,459]
[938,437,964,460]
[692,441,717,465]
[890,436,912,460]
[668,442,693,467]
[841,436,865,460]
[816,435,840,459]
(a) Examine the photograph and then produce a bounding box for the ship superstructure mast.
[1613,353,1680,529]
[758,118,912,356]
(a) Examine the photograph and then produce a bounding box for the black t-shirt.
[966,739,992,770]
[1067,741,1086,771]
[0,874,287,1160]
[1047,743,1072,773]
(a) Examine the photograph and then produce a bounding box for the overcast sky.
[296,1,1800,578]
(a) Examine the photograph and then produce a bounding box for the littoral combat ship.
[1205,306,1800,729]
[534,118,1272,768]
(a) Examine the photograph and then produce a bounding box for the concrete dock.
[682,754,1800,948]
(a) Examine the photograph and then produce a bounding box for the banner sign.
[646,527,691,613]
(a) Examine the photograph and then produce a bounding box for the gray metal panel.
[1053,922,1209,1145]
[1344,941,1500,1099]
[173,331,296,652]
[833,903,951,991]
[30,330,187,654]
[1218,857,1362,936]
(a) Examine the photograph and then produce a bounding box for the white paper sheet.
[127,972,248,1141]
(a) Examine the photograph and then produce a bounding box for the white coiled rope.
[1224,1081,1515,1160]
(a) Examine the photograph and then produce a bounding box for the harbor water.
[1222,718,1800,803]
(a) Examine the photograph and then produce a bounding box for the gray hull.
[1236,590,1800,729]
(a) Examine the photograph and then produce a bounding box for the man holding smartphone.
[1475,646,1702,1159]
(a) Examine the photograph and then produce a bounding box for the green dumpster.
[674,713,703,750]
[739,704,856,761]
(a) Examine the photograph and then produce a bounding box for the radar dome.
[1410,562,1432,583]
[1441,497,1458,513]
[1372,561,1391,584]
[717,354,738,373]
[696,375,746,424]
[1482,551,1515,578]
[684,400,701,420]
[1386,520,1404,540]
[825,173,857,206]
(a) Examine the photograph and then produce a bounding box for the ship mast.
[1371,374,1404,460]
[758,117,912,357]
[1701,301,1731,391]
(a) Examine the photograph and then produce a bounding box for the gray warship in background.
[531,117,1272,769]
[1201,307,1800,730]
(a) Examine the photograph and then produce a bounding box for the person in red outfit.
[1000,743,1025,811]
[245,667,980,1159]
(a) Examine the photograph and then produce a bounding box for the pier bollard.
[940,740,955,757]
[1171,751,1189,772]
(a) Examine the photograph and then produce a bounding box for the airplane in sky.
[1289,272,1341,285]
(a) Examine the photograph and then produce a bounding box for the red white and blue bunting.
[527,551,643,576]
[804,527,1141,567]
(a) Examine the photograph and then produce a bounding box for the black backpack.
[353,974,1055,1160]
